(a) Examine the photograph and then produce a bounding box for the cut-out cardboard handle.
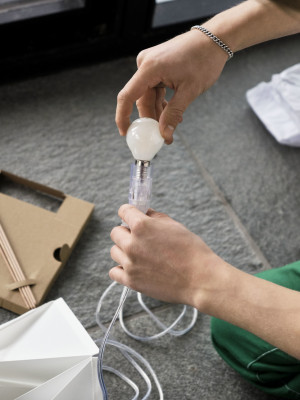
[53,244,70,263]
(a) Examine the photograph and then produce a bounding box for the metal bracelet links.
[191,25,234,60]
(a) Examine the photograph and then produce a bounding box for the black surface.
[152,0,239,27]
[0,0,241,82]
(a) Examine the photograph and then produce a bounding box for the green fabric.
[211,260,300,398]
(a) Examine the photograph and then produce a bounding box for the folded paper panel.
[51,357,102,400]
[0,356,89,389]
[0,299,98,361]
[0,299,103,400]
[15,358,103,400]
[0,384,34,400]
[0,301,51,358]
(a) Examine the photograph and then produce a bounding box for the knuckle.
[125,258,134,271]
[136,100,149,113]
[131,215,147,234]
[136,97,143,107]
[119,204,128,215]
[127,279,138,292]
[125,270,138,290]
[110,245,116,257]
[123,241,138,262]
[110,227,118,241]
[138,54,158,72]
[136,50,146,66]
[122,240,132,255]
[121,258,131,271]
[115,114,120,126]
[136,96,153,110]
[141,57,153,70]
[169,108,184,123]
[117,89,129,104]
[120,205,135,224]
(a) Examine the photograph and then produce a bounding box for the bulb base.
[129,161,153,214]
[135,160,150,182]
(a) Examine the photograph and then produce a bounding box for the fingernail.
[164,125,174,140]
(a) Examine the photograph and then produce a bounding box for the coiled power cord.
[96,282,198,399]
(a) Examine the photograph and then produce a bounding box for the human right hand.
[109,205,227,307]
[116,29,228,144]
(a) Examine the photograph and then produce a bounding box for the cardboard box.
[0,170,94,314]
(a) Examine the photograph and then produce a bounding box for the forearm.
[110,205,300,359]
[198,260,300,359]
[203,0,300,53]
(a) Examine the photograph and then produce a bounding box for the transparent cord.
[96,285,198,399]
[96,161,198,399]
[97,285,130,400]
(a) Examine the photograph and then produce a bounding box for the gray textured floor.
[0,33,299,399]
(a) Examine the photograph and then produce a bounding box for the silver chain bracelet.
[191,25,234,60]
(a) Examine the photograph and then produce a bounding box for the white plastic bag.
[246,63,300,147]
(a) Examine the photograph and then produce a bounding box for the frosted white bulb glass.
[126,118,164,161]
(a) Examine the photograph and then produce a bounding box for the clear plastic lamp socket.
[126,118,164,214]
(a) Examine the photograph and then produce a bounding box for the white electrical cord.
[96,159,198,398]
[119,292,198,341]
[96,281,198,399]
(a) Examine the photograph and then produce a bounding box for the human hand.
[109,205,226,308]
[116,29,228,144]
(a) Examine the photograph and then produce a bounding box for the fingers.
[159,87,195,144]
[117,205,165,230]
[155,87,167,121]
[136,86,167,122]
[111,206,165,257]
[110,244,127,265]
[109,265,127,286]
[110,225,131,250]
[136,87,157,120]
[110,235,131,286]
[116,68,161,136]
[118,204,148,232]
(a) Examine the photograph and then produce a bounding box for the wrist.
[201,0,300,54]
[191,252,235,314]
[186,28,229,67]
[191,25,234,60]
[201,1,263,53]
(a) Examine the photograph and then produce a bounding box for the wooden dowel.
[0,244,30,308]
[0,239,33,309]
[0,236,35,309]
[0,223,36,309]
[0,244,32,308]
[0,229,30,305]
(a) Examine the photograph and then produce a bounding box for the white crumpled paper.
[246,63,300,147]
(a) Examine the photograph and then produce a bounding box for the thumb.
[146,208,169,219]
[118,204,148,231]
[159,89,190,144]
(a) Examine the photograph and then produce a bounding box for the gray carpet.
[0,32,299,399]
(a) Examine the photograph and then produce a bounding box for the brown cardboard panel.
[0,170,94,315]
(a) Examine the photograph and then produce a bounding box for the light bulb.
[126,118,164,162]
[125,118,164,214]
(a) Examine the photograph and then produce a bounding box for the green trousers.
[211,260,300,399]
